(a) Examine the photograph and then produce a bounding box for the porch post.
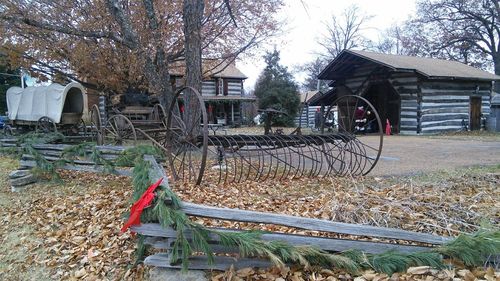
[231,102,234,124]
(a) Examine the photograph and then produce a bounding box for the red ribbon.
[121,178,163,233]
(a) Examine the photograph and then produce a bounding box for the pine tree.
[254,49,300,126]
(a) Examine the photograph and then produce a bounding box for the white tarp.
[6,82,85,123]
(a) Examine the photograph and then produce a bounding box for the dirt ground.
[369,134,500,177]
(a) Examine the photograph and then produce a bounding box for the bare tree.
[318,5,373,60]
[415,0,500,91]
[297,57,329,92]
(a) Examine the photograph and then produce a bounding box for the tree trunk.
[494,52,500,94]
[183,0,204,135]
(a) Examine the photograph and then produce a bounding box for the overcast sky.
[238,0,417,92]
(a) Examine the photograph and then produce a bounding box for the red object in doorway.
[385,119,391,135]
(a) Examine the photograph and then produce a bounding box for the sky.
[237,0,417,92]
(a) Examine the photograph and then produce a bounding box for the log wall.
[420,80,491,134]
[336,60,493,135]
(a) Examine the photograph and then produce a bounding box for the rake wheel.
[165,86,208,185]
[323,95,383,176]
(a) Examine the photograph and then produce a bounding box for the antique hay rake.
[164,87,383,185]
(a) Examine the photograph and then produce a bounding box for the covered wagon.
[5,82,87,135]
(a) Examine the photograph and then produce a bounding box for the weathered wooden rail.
[1,139,452,271]
[1,138,133,176]
[131,155,451,271]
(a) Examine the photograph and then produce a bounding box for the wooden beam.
[133,224,432,254]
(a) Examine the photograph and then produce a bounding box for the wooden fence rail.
[131,155,450,271]
[1,139,451,272]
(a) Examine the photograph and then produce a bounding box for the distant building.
[171,62,255,126]
[310,50,500,134]
[294,91,321,128]
[87,61,255,127]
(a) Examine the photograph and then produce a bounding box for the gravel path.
[368,135,500,176]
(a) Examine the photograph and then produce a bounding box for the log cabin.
[310,50,500,134]
[171,62,254,126]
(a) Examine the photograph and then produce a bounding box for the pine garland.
[129,155,500,275]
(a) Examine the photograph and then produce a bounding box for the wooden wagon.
[90,103,167,146]
[4,82,88,136]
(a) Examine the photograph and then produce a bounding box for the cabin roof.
[170,61,247,79]
[318,50,500,81]
[299,91,318,103]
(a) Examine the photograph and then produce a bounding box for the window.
[218,78,224,96]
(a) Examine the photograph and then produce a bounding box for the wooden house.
[295,91,321,128]
[171,62,255,126]
[311,50,500,134]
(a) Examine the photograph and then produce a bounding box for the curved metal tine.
[247,134,265,182]
[257,136,268,182]
[264,135,280,180]
[298,135,315,178]
[313,135,330,176]
[259,135,275,182]
[237,135,252,183]
[235,135,258,183]
[347,139,364,176]
[303,135,322,177]
[290,135,310,178]
[321,135,340,176]
[325,135,348,176]
[270,134,287,181]
[224,135,240,183]
[207,137,224,185]
[272,135,289,181]
[354,138,370,175]
[310,135,329,177]
[246,134,262,182]
[346,138,362,176]
[285,135,303,179]
[282,135,297,180]
[235,135,249,183]
[287,135,309,178]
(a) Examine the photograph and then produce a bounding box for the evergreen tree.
[0,55,21,114]
[254,50,300,126]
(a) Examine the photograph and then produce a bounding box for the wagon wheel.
[323,95,383,176]
[152,104,167,121]
[102,114,137,146]
[90,104,103,144]
[165,86,209,185]
[36,116,57,134]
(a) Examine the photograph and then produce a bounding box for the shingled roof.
[170,61,247,79]
[318,50,500,81]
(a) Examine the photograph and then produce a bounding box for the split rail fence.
[0,138,452,271]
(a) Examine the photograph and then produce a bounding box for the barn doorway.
[362,82,400,134]
[469,96,482,131]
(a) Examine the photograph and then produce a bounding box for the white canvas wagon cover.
[6,82,85,123]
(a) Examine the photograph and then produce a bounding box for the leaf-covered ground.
[0,155,498,280]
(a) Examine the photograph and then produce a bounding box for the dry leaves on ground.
[0,155,499,281]
[0,169,148,280]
